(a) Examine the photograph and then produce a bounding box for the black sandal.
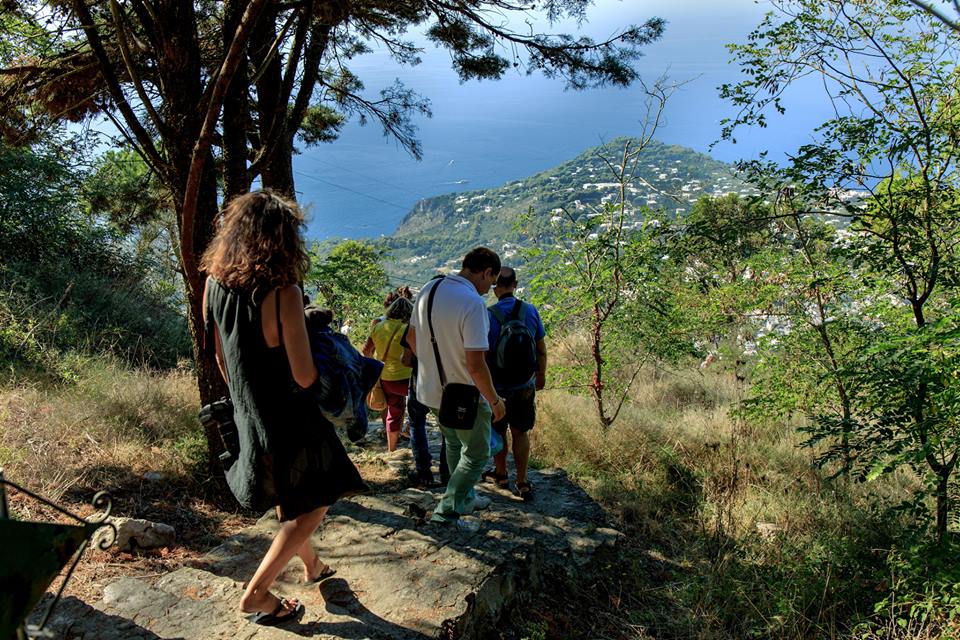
[515,480,533,502]
[481,468,509,489]
[306,564,336,584]
[246,597,305,626]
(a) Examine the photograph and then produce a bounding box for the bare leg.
[299,542,318,581]
[512,428,531,485]
[493,432,509,476]
[240,505,328,614]
[387,430,400,452]
[296,506,330,581]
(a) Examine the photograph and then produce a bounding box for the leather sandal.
[515,480,533,502]
[481,468,509,489]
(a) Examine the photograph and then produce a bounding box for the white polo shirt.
[410,274,489,409]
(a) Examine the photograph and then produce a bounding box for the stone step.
[37,468,620,639]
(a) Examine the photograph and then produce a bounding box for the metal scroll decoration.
[0,469,117,639]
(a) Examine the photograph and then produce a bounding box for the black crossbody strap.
[426,276,447,388]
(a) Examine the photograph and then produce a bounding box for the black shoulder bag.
[427,277,480,430]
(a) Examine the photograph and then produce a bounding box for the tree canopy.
[1,1,664,194]
[720,0,960,537]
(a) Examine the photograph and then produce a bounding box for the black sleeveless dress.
[205,278,367,520]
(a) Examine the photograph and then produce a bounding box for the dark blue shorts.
[492,385,536,434]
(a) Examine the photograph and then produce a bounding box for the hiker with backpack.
[482,267,547,502]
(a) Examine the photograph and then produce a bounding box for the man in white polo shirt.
[407,247,507,528]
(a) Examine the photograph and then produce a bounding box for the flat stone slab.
[35,468,620,639]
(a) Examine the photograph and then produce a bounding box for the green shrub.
[520,621,549,640]
[855,540,960,639]
[0,140,190,375]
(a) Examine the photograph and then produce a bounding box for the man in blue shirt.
[483,267,547,501]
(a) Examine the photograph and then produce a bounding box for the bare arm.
[362,336,375,358]
[466,350,506,422]
[213,328,227,384]
[535,338,548,391]
[279,285,318,389]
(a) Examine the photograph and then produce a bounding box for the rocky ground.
[25,420,621,639]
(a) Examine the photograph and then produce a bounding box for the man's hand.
[491,395,507,422]
[535,373,546,391]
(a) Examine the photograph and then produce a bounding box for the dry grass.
[0,354,423,607]
[0,340,929,638]
[0,355,260,603]
[534,364,918,543]
[1,356,200,499]
[513,362,923,639]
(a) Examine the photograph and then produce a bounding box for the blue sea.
[294,0,831,241]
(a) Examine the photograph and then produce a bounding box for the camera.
[199,397,239,465]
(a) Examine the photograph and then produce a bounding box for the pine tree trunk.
[222,0,251,202]
[250,9,296,198]
[263,137,296,198]
[154,0,230,473]
[179,171,229,470]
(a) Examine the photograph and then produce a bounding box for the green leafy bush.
[0,138,190,375]
[856,540,960,638]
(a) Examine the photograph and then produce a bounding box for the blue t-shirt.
[487,294,546,391]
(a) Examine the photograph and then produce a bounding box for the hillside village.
[384,138,868,284]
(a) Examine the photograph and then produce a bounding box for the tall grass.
[527,365,927,638]
[0,354,200,502]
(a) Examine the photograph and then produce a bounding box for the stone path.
[34,421,620,639]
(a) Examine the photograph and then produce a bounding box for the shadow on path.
[30,595,183,640]
[282,578,433,639]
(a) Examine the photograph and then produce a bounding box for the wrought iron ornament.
[0,468,116,640]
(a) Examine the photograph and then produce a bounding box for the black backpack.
[489,298,538,388]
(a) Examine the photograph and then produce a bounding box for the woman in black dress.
[201,190,366,625]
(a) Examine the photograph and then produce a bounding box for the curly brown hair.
[200,190,309,299]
